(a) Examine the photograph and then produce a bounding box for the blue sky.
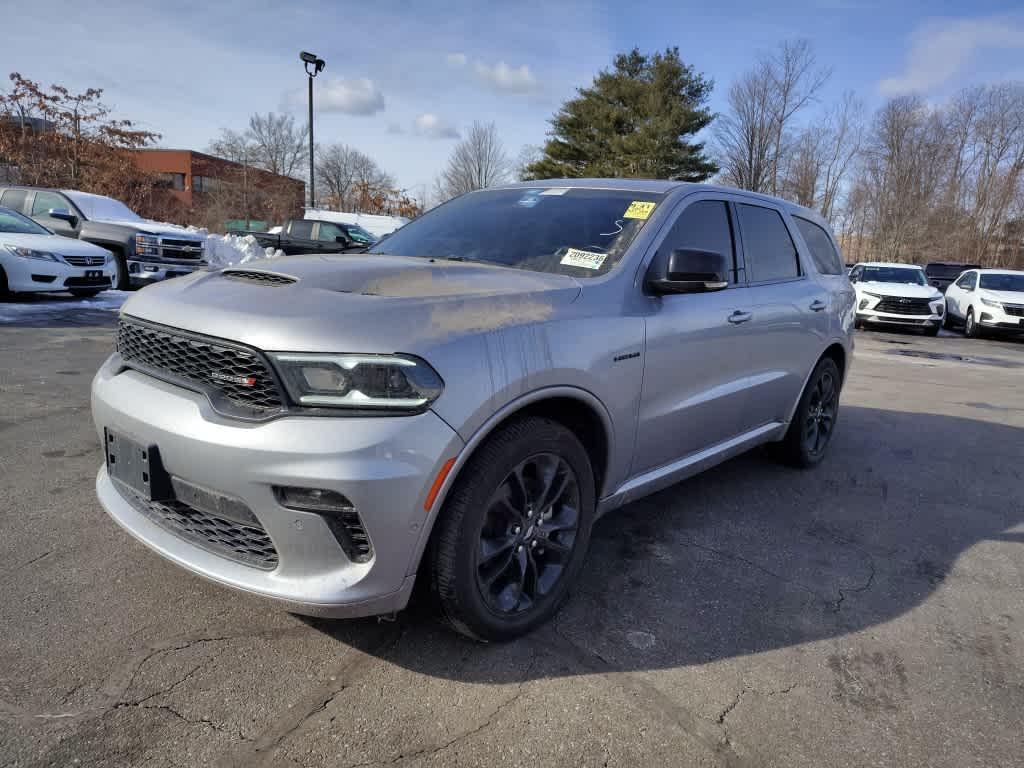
[5,0,1024,203]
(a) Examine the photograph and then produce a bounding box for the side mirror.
[335,235,352,245]
[649,248,729,294]
[48,208,79,227]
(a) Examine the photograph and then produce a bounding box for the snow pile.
[203,234,285,268]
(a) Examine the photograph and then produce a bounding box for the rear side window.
[0,189,28,212]
[288,220,314,239]
[793,216,843,275]
[659,200,737,283]
[736,204,800,282]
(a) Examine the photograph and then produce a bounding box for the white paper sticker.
[560,248,607,270]
[540,187,570,196]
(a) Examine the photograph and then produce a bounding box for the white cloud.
[473,60,539,94]
[298,77,385,115]
[414,113,459,139]
[880,15,1024,96]
[446,52,467,67]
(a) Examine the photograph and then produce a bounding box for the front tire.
[779,357,841,468]
[923,325,940,337]
[964,308,979,338]
[431,416,595,641]
[108,248,129,291]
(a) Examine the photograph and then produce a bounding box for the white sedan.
[944,269,1024,338]
[0,206,117,297]
[849,262,945,336]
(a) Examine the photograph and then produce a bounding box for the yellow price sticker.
[623,200,656,220]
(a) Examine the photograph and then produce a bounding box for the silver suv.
[92,180,854,640]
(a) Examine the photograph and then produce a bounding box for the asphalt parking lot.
[1,297,1022,768]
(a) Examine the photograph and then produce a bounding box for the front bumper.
[856,310,941,328]
[978,306,1024,332]
[3,256,117,293]
[128,259,207,287]
[91,356,464,617]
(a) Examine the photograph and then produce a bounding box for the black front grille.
[160,238,205,260]
[874,296,933,315]
[63,254,106,267]
[115,480,278,570]
[117,317,284,418]
[222,270,296,286]
[1004,304,1024,318]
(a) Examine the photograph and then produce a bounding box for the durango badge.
[209,371,257,387]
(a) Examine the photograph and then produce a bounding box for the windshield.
[345,224,377,244]
[368,187,665,277]
[861,266,927,286]
[64,191,142,222]
[0,208,51,235]
[979,273,1024,292]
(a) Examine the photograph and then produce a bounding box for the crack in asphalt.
[338,651,538,768]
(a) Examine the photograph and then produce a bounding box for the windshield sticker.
[623,200,656,220]
[561,248,607,270]
[540,187,570,196]
[518,190,544,208]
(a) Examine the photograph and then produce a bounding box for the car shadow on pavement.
[304,405,1023,682]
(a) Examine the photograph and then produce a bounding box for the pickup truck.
[0,186,207,290]
[245,219,378,255]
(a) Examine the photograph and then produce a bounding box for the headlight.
[979,295,1001,309]
[862,291,884,300]
[270,353,444,411]
[135,234,159,256]
[4,245,58,261]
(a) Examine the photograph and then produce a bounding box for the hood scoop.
[220,270,297,287]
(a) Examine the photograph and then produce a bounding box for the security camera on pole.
[300,51,325,210]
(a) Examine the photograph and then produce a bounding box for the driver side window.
[317,222,346,242]
[956,272,976,290]
[658,200,738,284]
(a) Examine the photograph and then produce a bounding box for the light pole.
[300,51,325,210]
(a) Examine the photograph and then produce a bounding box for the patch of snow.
[0,290,129,323]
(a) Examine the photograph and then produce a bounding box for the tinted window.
[0,190,29,212]
[344,224,377,244]
[736,204,800,281]
[659,200,736,283]
[369,188,664,278]
[31,191,68,216]
[793,216,843,275]
[288,220,314,239]
[316,222,346,242]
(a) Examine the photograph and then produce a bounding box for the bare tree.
[514,144,543,181]
[315,143,395,212]
[208,113,308,179]
[436,121,509,201]
[716,40,830,195]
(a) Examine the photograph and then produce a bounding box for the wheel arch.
[783,341,849,426]
[405,387,613,579]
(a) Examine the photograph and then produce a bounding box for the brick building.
[131,148,305,215]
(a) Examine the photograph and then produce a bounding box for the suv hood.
[121,254,582,355]
[0,232,111,257]
[856,281,940,299]
[981,289,1024,304]
[94,218,204,240]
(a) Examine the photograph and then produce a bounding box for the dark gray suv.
[92,179,855,640]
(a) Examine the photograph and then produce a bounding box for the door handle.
[809,299,827,312]
[727,310,752,325]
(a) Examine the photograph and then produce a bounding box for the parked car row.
[0,185,208,295]
[851,261,1024,339]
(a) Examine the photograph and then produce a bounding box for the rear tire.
[778,357,841,468]
[431,416,595,641]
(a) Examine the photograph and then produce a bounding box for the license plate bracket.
[104,429,173,501]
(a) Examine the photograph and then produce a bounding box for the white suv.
[943,269,1024,338]
[849,262,945,336]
